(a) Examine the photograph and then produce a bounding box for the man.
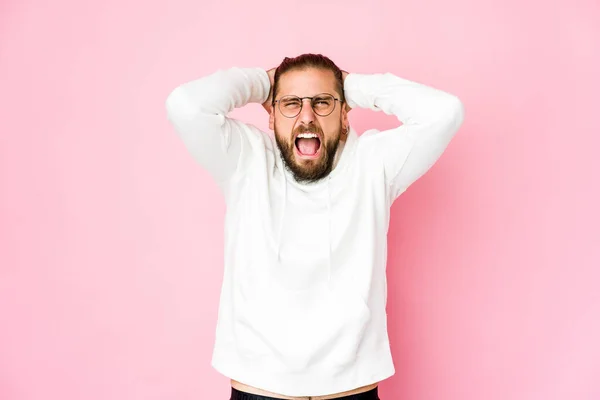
[165,54,464,400]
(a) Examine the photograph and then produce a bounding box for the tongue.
[297,138,320,155]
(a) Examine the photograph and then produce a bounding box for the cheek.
[274,121,295,145]
[281,126,305,146]
[322,119,341,137]
[274,118,294,133]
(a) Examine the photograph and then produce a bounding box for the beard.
[274,124,342,184]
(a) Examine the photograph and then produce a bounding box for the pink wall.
[1,0,599,399]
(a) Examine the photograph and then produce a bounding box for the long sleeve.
[165,67,271,183]
[344,72,465,201]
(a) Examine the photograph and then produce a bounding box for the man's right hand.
[262,68,276,114]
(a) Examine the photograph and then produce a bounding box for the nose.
[297,98,316,125]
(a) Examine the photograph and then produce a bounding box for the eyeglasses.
[273,93,343,118]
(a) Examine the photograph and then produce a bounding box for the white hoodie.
[165,67,464,396]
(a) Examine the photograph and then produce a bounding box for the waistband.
[230,386,379,400]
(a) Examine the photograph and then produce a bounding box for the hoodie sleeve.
[165,67,271,184]
[344,72,465,201]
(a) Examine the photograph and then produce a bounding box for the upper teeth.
[297,133,318,138]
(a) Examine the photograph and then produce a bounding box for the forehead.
[278,68,338,98]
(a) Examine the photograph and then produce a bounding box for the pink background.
[1,0,599,399]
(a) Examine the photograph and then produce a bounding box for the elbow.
[451,95,465,126]
[165,85,189,121]
[426,95,465,142]
[165,82,219,123]
[165,71,228,121]
[441,94,465,133]
[166,82,208,122]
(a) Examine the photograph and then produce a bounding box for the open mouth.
[294,133,322,158]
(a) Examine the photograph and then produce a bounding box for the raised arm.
[165,67,271,183]
[344,72,464,201]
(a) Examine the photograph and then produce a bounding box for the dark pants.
[230,387,380,400]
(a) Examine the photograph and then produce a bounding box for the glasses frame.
[273,93,344,118]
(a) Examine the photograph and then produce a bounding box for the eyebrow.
[281,93,338,99]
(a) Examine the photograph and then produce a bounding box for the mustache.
[293,124,323,137]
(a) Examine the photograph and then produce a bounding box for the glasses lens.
[312,94,335,116]
[279,96,302,117]
[278,94,337,117]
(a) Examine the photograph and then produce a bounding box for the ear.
[269,107,275,131]
[341,107,349,134]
